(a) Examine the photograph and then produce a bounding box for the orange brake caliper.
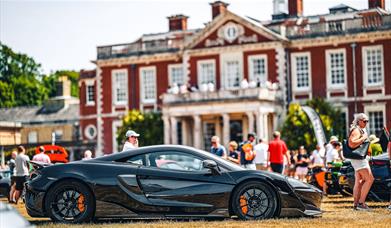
[240,195,248,214]
[77,194,85,212]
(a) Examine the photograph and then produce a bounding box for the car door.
[137,150,236,215]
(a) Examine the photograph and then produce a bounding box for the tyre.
[232,181,278,220]
[45,180,94,223]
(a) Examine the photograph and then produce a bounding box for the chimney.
[56,76,71,97]
[368,0,385,9]
[210,1,229,19]
[288,0,303,17]
[167,14,188,31]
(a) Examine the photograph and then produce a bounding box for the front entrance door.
[230,120,242,143]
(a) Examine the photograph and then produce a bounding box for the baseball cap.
[126,130,140,138]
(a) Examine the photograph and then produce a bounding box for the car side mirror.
[202,160,220,175]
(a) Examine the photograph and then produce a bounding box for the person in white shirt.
[310,144,324,167]
[324,136,338,165]
[13,146,30,204]
[326,142,341,165]
[82,150,93,160]
[122,130,140,151]
[32,146,51,164]
[253,138,268,170]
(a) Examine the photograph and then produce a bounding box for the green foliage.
[116,110,164,151]
[42,70,80,98]
[281,98,345,151]
[0,80,14,108]
[0,43,79,108]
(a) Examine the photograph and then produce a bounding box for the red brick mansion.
[79,0,391,156]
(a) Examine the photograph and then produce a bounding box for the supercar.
[25,145,322,223]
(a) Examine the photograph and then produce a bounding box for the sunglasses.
[361,120,369,123]
[131,136,138,138]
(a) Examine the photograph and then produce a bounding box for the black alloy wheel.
[232,181,277,220]
[45,180,94,223]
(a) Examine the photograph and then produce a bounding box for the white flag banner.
[302,106,327,147]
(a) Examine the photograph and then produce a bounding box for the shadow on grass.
[29,217,228,226]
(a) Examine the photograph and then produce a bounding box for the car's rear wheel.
[232,181,277,220]
[45,180,94,223]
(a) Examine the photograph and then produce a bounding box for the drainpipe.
[131,64,137,110]
[285,48,291,106]
[351,43,357,113]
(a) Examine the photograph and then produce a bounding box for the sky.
[1,0,391,74]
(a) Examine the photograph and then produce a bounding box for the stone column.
[193,115,201,149]
[163,115,170,144]
[170,117,178,145]
[181,120,188,145]
[256,112,267,140]
[222,113,230,147]
[246,112,255,134]
[263,113,277,140]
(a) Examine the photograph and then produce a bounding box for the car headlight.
[286,177,309,189]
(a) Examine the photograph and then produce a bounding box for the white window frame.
[326,49,346,90]
[168,64,184,86]
[362,45,384,88]
[28,131,38,144]
[220,52,243,90]
[197,59,216,86]
[364,103,386,135]
[111,69,128,106]
[139,66,157,104]
[248,54,268,84]
[291,52,312,92]
[85,80,95,106]
[112,120,122,153]
[84,124,97,140]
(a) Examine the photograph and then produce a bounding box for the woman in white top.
[348,113,374,211]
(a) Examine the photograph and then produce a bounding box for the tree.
[281,98,345,151]
[0,43,80,108]
[116,110,164,150]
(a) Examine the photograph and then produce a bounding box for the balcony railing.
[162,87,282,105]
[270,15,391,39]
[97,39,181,60]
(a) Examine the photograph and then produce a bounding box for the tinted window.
[149,151,204,171]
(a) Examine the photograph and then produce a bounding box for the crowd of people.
[2,112,390,212]
[4,146,93,204]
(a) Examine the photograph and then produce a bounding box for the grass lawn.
[3,196,390,228]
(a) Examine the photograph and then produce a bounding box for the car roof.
[94,145,209,161]
[91,144,243,171]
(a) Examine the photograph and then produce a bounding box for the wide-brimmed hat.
[369,134,379,143]
[329,136,338,142]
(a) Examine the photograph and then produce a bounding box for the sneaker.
[353,203,358,210]
[387,205,391,211]
[356,203,371,211]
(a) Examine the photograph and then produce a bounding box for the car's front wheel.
[45,180,94,223]
[232,181,278,220]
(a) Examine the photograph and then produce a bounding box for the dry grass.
[3,196,391,228]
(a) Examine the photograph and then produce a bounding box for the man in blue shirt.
[210,136,227,158]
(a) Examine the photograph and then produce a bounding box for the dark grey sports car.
[25,145,322,223]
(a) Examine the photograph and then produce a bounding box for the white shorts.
[350,158,370,171]
[296,166,308,176]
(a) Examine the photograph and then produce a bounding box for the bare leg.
[14,190,21,204]
[9,183,16,202]
[358,168,374,204]
[353,171,363,205]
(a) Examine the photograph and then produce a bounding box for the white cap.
[126,130,140,138]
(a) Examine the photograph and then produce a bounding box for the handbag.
[342,139,370,160]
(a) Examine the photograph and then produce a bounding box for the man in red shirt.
[268,131,290,174]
